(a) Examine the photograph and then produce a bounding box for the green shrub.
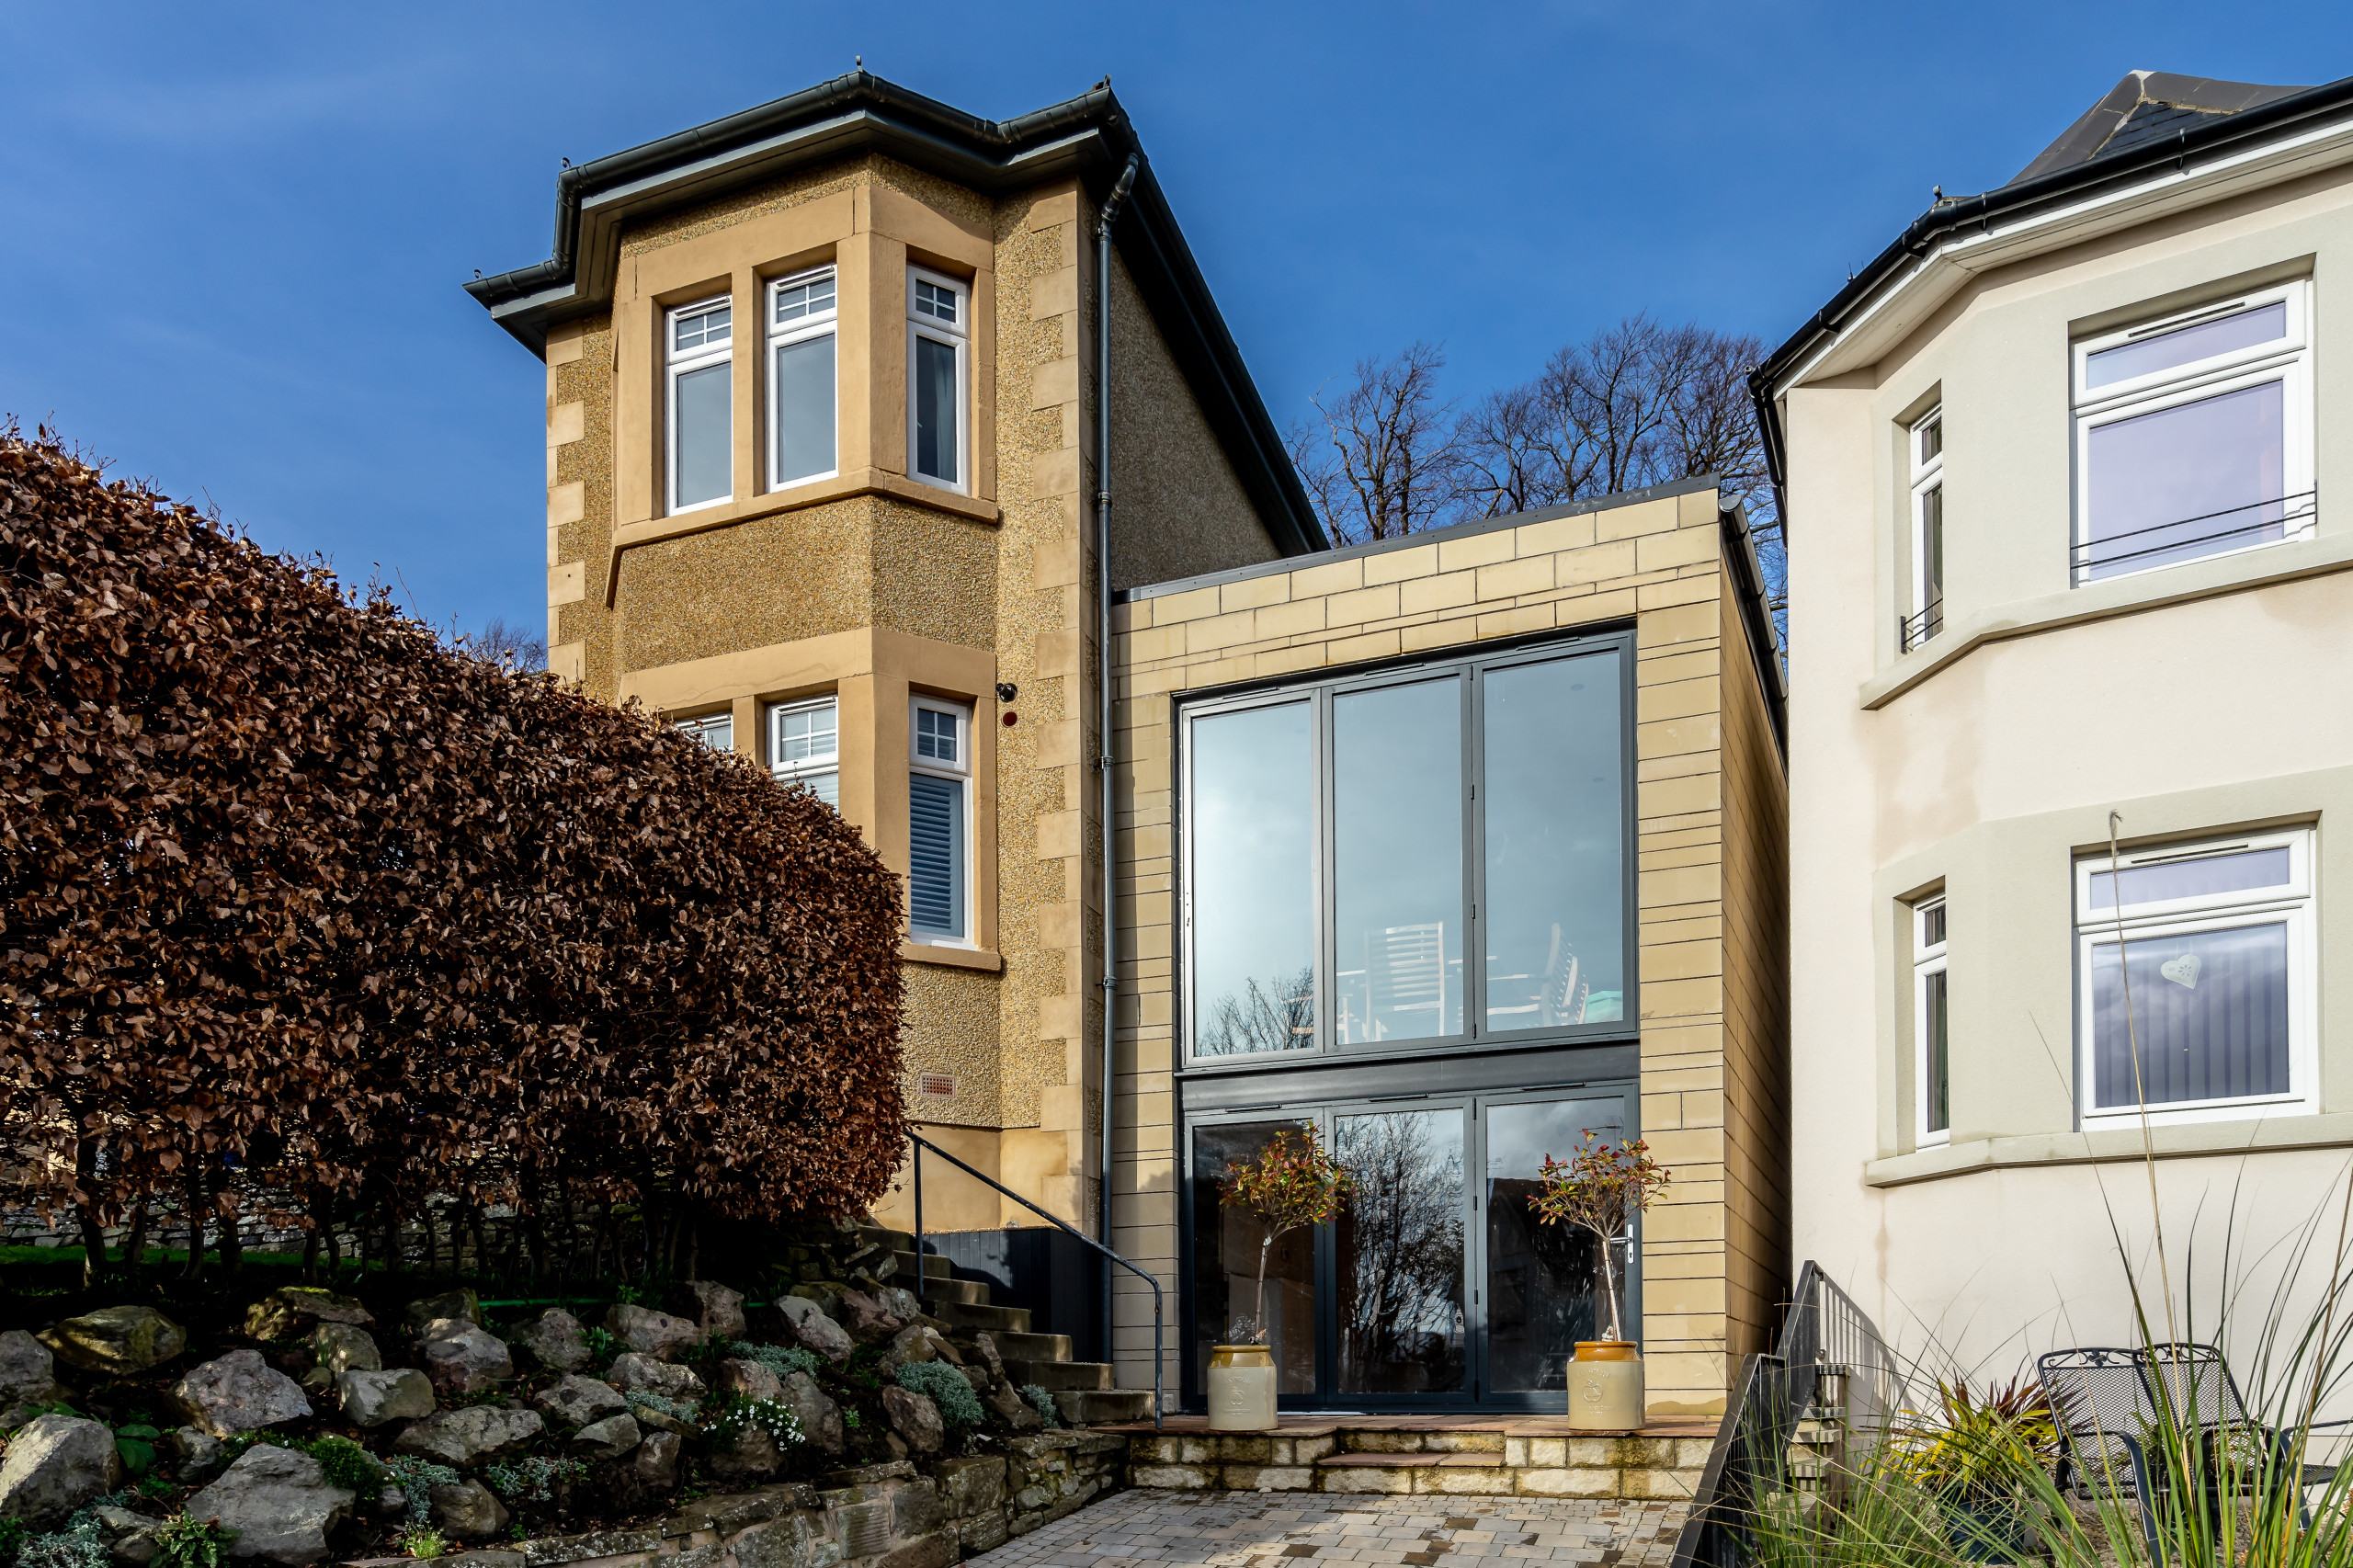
[480,1456,585,1504]
[17,1517,104,1568]
[894,1361,983,1429]
[727,1342,821,1380]
[1021,1384,1062,1429]
[383,1458,460,1527]
[623,1390,699,1422]
[395,1528,446,1562]
[296,1436,381,1496]
[0,1518,28,1566]
[152,1516,236,1568]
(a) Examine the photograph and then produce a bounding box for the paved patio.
[967,1487,1690,1568]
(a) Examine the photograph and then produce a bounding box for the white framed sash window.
[1904,407,1944,652]
[907,268,969,493]
[2071,283,2313,583]
[666,295,733,515]
[767,266,838,490]
[1914,896,1949,1146]
[768,695,839,809]
[2075,827,2316,1127]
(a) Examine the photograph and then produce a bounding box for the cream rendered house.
[1757,71,2353,1365]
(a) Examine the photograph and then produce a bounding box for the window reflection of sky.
[1335,679,1463,1042]
[1190,702,1316,1055]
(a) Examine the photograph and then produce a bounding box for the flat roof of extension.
[466,71,1325,557]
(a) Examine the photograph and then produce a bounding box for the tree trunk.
[1592,1226,1621,1342]
[217,1181,243,1276]
[122,1203,150,1287]
[71,1124,107,1290]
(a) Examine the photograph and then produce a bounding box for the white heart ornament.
[2160,952,2202,990]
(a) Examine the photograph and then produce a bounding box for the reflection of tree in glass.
[1337,1114,1465,1388]
[1200,965,1314,1055]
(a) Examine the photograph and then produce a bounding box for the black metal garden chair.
[2038,1342,2347,1564]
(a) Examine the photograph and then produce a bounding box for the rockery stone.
[417,1320,512,1394]
[515,1310,589,1373]
[337,1369,436,1429]
[427,1479,509,1539]
[835,1290,904,1346]
[390,1406,545,1468]
[172,1351,313,1438]
[310,1324,379,1376]
[243,1289,372,1343]
[679,1280,746,1342]
[402,1290,481,1333]
[40,1307,185,1377]
[184,1444,353,1566]
[0,1415,122,1526]
[710,1359,785,1403]
[604,1304,700,1361]
[532,1374,628,1427]
[569,1414,642,1460]
[607,1353,702,1402]
[773,1296,852,1364]
[780,1370,845,1455]
[881,1386,943,1453]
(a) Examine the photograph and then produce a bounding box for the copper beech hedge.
[0,430,908,1275]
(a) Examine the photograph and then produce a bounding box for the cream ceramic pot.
[1566,1341,1645,1431]
[1207,1343,1278,1431]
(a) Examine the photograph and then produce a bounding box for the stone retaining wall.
[1123,1431,1709,1499]
[454,1437,1126,1568]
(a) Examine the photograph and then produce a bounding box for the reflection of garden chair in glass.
[1367,923,1446,1039]
[1537,924,1590,1027]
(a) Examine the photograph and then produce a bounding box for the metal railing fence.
[907,1131,1164,1429]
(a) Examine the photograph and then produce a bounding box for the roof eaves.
[1749,70,2353,493]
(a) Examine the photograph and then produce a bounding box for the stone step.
[1120,1425,1718,1498]
[887,1249,956,1279]
[1005,1359,1110,1391]
[856,1225,915,1254]
[916,1277,990,1307]
[921,1298,1032,1335]
[1054,1388,1154,1425]
[1341,1428,1505,1454]
[983,1332,1074,1365]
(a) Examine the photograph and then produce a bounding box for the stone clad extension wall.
[1108,480,1789,1419]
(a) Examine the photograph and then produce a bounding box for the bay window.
[908,697,972,943]
[907,269,968,491]
[1182,632,1631,1062]
[666,296,733,514]
[768,266,838,489]
[2075,828,2315,1125]
[768,695,838,808]
[2072,283,2313,582]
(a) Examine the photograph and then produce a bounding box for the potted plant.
[1211,1129,1350,1430]
[1528,1128,1670,1429]
[1895,1378,2060,1564]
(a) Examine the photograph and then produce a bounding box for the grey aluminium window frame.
[1175,627,1640,1071]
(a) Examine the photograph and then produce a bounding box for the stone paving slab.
[965,1488,1688,1568]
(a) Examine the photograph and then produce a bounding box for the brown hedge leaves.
[0,430,907,1239]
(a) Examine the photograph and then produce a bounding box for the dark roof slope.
[465,71,1326,557]
[2011,70,2311,185]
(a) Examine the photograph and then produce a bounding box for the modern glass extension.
[1176,629,1641,1410]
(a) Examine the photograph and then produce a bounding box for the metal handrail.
[1898,600,1942,653]
[908,1131,1163,1429]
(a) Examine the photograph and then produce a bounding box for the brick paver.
[969,1489,1688,1568]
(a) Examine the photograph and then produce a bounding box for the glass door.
[1184,1084,1634,1410]
[1479,1094,1628,1396]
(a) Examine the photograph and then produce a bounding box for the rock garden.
[0,1224,1126,1568]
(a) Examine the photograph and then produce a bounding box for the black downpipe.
[1095,151,1142,1380]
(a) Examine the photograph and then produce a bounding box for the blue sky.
[5,2,2348,637]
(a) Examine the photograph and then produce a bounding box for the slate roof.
[2010,70,2312,185]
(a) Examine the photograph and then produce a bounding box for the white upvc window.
[676,712,734,754]
[907,268,969,493]
[1903,407,1944,652]
[2074,828,2317,1127]
[1912,897,1949,1147]
[907,696,972,943]
[768,695,839,808]
[2071,282,2313,584]
[767,266,839,490]
[666,296,733,515]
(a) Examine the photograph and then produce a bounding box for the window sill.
[1862,529,2353,710]
[607,469,1002,604]
[1866,1109,2353,1187]
[899,941,1001,972]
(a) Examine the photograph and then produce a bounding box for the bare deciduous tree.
[460,615,548,670]
[1303,317,1785,619]
[1288,341,1460,545]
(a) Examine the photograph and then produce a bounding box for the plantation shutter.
[909,772,965,939]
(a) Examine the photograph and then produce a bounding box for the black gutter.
[464,70,1325,558]
[1747,70,2353,497]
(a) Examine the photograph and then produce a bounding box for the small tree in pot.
[1529,1130,1670,1345]
[1218,1130,1352,1344]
